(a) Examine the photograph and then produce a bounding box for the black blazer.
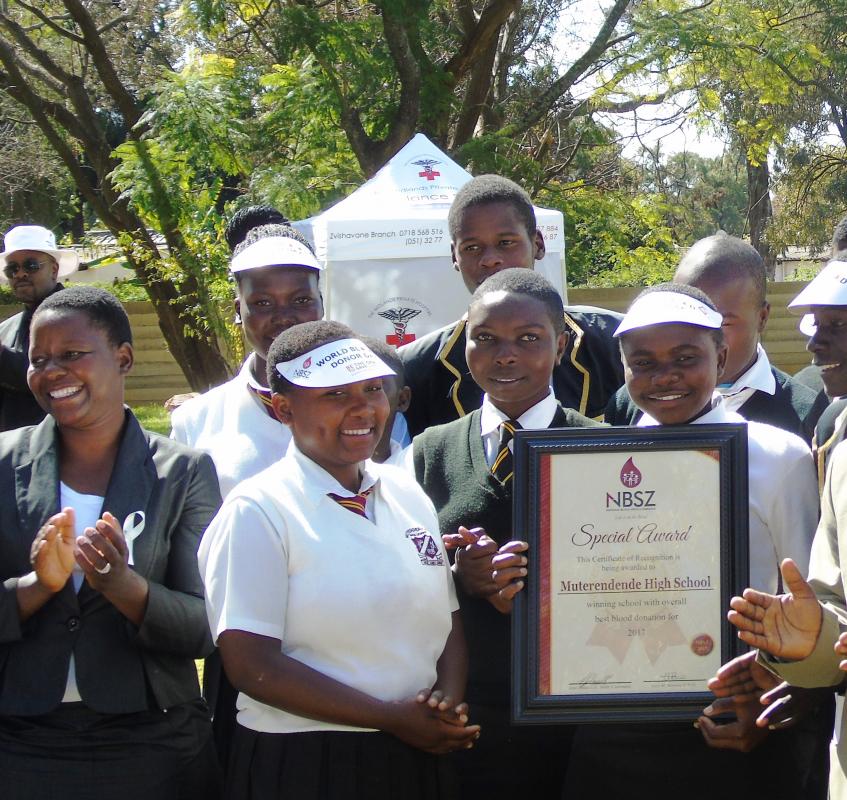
[400,305,625,437]
[0,284,64,432]
[0,411,221,715]
[604,366,827,446]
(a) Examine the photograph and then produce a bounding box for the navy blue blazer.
[400,306,625,437]
[0,411,221,715]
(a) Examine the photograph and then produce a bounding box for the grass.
[132,402,171,436]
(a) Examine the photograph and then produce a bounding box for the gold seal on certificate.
[511,424,749,724]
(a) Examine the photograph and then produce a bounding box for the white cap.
[1,225,79,277]
[230,236,322,274]
[614,290,723,337]
[276,338,395,388]
[787,260,847,314]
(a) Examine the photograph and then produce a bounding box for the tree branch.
[61,0,142,129]
[444,0,520,82]
[453,0,477,35]
[499,0,632,136]
[12,0,84,43]
[0,10,76,86]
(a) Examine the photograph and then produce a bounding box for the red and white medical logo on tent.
[294,134,567,343]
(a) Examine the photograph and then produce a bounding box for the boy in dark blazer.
[400,174,623,436]
[412,268,600,800]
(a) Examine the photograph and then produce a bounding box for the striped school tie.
[327,488,373,519]
[246,384,279,420]
[491,419,521,484]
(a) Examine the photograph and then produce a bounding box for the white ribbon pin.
[123,511,146,566]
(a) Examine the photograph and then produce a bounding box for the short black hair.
[33,285,132,346]
[833,216,847,255]
[630,282,724,346]
[225,205,289,252]
[448,174,536,242]
[359,336,405,385]
[267,320,355,394]
[675,233,767,305]
[468,267,565,335]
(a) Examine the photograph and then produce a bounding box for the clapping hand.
[31,507,76,592]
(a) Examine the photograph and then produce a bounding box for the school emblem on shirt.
[405,527,444,566]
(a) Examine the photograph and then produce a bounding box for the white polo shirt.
[198,442,458,734]
[170,355,292,498]
[639,395,819,592]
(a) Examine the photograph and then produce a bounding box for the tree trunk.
[746,157,776,278]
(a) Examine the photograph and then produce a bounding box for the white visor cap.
[230,236,322,274]
[788,260,847,314]
[276,338,395,388]
[614,291,723,338]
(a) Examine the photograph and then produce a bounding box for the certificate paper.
[512,425,748,724]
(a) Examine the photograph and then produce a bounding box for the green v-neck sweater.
[413,405,600,708]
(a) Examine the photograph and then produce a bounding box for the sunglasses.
[3,257,51,279]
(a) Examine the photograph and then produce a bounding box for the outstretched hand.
[727,559,822,660]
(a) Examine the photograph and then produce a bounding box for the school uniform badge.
[405,527,444,566]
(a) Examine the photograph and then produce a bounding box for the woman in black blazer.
[0,286,222,799]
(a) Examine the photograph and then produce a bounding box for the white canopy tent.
[295,134,566,346]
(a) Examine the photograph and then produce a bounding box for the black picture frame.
[511,423,749,724]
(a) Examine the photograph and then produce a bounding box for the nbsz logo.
[606,490,656,509]
[607,457,656,508]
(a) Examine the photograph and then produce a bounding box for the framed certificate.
[511,424,749,724]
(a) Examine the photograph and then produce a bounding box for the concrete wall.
[568,281,812,375]
[0,301,191,407]
[0,281,814,405]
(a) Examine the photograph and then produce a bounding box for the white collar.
[718,344,775,397]
[243,352,269,392]
[637,392,746,427]
[284,440,380,500]
[480,389,558,436]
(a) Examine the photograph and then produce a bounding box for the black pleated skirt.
[564,718,828,800]
[0,699,221,800]
[226,724,456,800]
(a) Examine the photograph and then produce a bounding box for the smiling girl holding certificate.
[565,283,819,799]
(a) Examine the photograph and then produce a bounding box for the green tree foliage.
[0,0,234,390]
[647,150,748,242]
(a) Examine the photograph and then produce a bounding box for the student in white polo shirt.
[198,321,479,800]
[565,283,820,800]
[170,222,324,498]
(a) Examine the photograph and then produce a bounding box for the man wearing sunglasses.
[0,225,78,431]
